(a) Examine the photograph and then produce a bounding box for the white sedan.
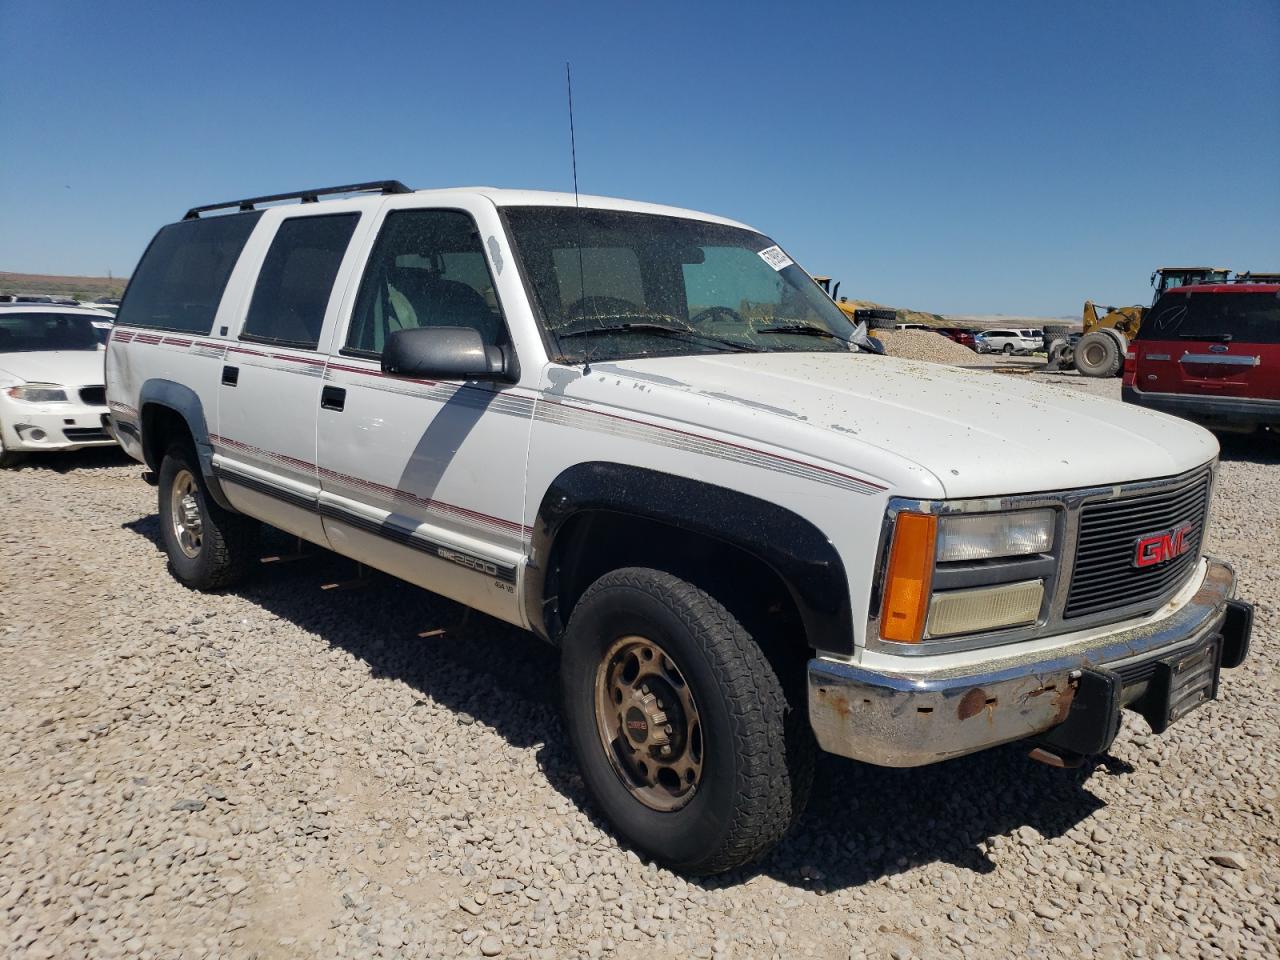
[0,305,118,467]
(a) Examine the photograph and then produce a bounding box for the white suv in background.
[978,328,1042,355]
[105,181,1251,875]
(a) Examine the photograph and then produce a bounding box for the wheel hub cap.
[170,469,204,559]
[594,636,703,812]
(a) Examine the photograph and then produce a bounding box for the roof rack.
[183,180,412,220]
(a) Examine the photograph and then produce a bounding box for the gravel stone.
[1,369,1277,960]
[1208,852,1249,871]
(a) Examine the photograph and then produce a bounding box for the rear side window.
[116,212,263,333]
[1140,291,1280,344]
[241,214,359,350]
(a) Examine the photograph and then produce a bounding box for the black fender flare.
[138,379,232,510]
[525,461,855,655]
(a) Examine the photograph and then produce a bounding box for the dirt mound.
[872,329,979,364]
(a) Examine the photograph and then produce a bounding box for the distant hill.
[0,271,128,301]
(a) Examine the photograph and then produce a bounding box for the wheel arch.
[525,462,855,656]
[138,379,233,509]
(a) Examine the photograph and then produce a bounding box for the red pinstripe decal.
[210,434,527,534]
[122,332,882,493]
[538,397,887,491]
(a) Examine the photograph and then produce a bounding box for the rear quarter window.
[1140,291,1280,345]
[116,212,263,334]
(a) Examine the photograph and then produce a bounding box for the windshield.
[502,207,866,362]
[0,312,102,352]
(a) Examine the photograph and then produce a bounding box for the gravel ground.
[2,373,1278,960]
[871,330,982,365]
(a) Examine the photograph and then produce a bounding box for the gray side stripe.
[533,400,881,495]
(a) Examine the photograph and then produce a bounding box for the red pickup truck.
[1123,284,1280,433]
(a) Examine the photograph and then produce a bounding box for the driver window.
[345,209,506,355]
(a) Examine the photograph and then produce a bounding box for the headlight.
[6,384,69,403]
[936,509,1054,562]
[879,507,1056,644]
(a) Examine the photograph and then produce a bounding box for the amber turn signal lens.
[880,512,937,643]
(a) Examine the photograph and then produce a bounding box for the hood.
[579,352,1218,498]
[0,349,107,388]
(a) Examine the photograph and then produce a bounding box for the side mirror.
[381,327,513,381]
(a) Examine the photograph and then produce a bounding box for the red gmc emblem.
[1133,524,1194,568]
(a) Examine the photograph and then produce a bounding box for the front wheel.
[560,567,812,875]
[0,436,23,468]
[158,443,259,590]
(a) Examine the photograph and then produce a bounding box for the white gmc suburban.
[106,181,1253,875]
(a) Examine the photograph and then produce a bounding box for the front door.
[316,206,532,624]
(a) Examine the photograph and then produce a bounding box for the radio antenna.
[566,61,594,370]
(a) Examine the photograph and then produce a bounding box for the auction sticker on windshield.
[757,245,794,271]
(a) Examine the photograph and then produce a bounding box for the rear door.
[213,207,367,545]
[1135,290,1280,400]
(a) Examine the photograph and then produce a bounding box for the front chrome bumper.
[808,558,1243,767]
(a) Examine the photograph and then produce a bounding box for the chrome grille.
[79,385,106,405]
[1065,471,1210,619]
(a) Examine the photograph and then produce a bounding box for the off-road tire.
[158,443,258,590]
[1042,323,1073,335]
[560,567,812,875]
[1075,330,1123,378]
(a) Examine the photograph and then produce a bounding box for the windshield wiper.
[755,323,843,340]
[1177,332,1232,341]
[557,321,758,353]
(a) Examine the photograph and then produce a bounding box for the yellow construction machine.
[811,276,859,321]
[1055,266,1232,377]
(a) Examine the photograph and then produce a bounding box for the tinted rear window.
[1140,291,1280,344]
[116,212,263,333]
[241,213,359,350]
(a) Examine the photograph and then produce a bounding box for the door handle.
[221,365,239,386]
[321,386,346,411]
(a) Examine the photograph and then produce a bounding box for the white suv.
[978,328,1042,354]
[106,181,1252,875]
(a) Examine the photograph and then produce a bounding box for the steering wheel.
[564,295,641,319]
[689,305,745,327]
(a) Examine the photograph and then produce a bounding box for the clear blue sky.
[2,0,1277,317]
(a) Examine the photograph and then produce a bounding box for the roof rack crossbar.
[183,180,412,220]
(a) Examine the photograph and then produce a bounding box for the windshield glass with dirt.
[502,207,867,362]
[0,312,102,352]
[1141,291,1280,344]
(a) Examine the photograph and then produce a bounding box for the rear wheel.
[560,567,811,874]
[1075,330,1123,377]
[158,443,259,590]
[1002,343,1015,355]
